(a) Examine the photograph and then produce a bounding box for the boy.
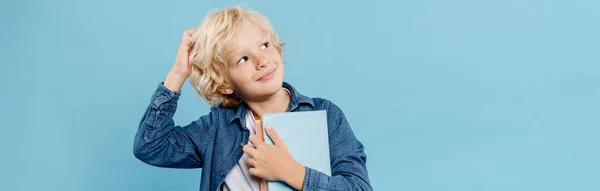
[133,6,372,191]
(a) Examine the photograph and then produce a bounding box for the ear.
[218,85,234,95]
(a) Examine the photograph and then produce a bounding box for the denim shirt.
[133,82,372,191]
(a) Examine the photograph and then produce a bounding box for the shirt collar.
[229,81,314,124]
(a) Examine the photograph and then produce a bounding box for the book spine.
[256,120,268,191]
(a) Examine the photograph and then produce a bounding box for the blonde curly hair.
[188,6,286,108]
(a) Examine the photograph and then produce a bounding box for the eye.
[260,42,269,50]
[238,56,248,65]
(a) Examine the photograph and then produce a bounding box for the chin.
[265,78,284,92]
[261,75,284,94]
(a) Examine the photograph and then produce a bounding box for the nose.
[255,53,270,70]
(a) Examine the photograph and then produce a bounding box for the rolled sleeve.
[151,82,182,109]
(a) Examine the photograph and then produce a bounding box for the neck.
[246,88,290,120]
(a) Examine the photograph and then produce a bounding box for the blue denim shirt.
[133,82,372,191]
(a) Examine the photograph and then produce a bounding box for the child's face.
[223,22,284,102]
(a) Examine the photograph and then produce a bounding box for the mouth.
[257,68,276,81]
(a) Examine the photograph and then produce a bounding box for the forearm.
[164,70,188,92]
[281,161,307,190]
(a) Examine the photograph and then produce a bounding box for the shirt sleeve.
[302,101,372,191]
[133,82,213,169]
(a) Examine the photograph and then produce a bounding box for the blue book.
[259,110,331,191]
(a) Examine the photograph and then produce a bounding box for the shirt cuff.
[302,167,329,191]
[151,82,182,109]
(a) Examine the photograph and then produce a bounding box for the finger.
[249,167,260,177]
[242,145,258,158]
[185,27,198,36]
[266,126,287,148]
[249,134,266,149]
[247,157,257,167]
[182,28,198,46]
[180,42,192,52]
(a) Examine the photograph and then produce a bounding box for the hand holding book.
[244,110,330,191]
[243,126,306,190]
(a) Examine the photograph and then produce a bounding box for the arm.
[133,27,209,168]
[301,102,372,191]
[133,82,213,168]
[242,102,372,190]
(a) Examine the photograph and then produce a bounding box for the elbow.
[133,143,145,161]
[133,143,145,162]
[132,141,163,167]
[133,124,159,165]
[132,135,184,168]
[132,135,153,164]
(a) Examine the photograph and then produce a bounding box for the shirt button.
[240,142,245,147]
[162,95,168,99]
[219,171,225,176]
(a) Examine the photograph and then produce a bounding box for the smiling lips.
[257,68,276,81]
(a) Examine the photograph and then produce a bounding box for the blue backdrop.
[1,0,598,190]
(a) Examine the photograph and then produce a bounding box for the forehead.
[227,22,266,54]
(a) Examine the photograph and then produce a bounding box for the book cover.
[259,110,331,191]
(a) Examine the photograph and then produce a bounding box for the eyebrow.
[226,45,243,60]
[228,35,269,61]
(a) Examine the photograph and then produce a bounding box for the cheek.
[269,50,283,63]
[231,65,256,82]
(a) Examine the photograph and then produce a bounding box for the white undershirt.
[221,88,291,191]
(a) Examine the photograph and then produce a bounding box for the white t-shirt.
[221,88,290,191]
[221,109,262,191]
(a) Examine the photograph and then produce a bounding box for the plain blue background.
[1,0,599,190]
